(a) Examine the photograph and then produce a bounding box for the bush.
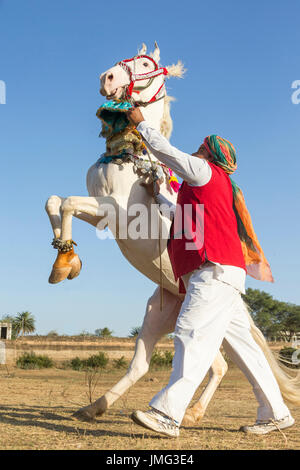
[68,352,109,371]
[150,350,174,369]
[79,330,94,337]
[279,347,300,369]
[16,352,54,369]
[95,327,113,338]
[46,330,59,337]
[70,356,84,371]
[85,352,109,369]
[113,356,128,369]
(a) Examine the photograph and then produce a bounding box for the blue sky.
[0,0,299,336]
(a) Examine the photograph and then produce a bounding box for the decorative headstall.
[117,54,169,105]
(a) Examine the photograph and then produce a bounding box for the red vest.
[167,162,246,291]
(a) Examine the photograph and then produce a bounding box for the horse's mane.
[160,61,185,140]
[137,43,185,141]
[160,94,174,140]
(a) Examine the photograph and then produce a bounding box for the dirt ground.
[0,364,299,450]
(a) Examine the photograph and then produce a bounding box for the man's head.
[193,135,237,175]
[192,144,213,162]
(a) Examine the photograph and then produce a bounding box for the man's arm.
[140,181,176,220]
[136,121,211,186]
[127,108,211,187]
[156,193,176,220]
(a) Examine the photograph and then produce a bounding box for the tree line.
[1,289,300,342]
[243,288,300,342]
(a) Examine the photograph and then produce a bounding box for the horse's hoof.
[72,405,96,423]
[181,409,203,427]
[67,258,82,280]
[48,248,82,284]
[49,266,72,284]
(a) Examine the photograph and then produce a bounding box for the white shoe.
[131,408,180,437]
[240,415,295,435]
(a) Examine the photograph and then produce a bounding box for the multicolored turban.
[204,135,274,283]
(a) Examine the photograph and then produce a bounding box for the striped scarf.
[204,135,274,283]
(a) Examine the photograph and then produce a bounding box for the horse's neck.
[140,100,163,129]
[100,97,177,203]
[137,99,164,162]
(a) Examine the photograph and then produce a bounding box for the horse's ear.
[138,43,147,55]
[152,41,160,63]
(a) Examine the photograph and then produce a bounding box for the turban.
[204,135,274,283]
[204,135,237,175]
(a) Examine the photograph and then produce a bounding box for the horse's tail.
[247,307,300,406]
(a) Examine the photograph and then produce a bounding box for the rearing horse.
[45,43,300,424]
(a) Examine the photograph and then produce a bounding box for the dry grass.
[0,364,299,450]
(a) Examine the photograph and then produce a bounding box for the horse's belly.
[115,238,180,297]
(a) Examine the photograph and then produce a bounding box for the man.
[126,107,294,437]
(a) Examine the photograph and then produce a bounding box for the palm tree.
[14,311,36,337]
[129,326,141,338]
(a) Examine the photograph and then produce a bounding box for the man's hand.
[140,180,161,198]
[127,107,145,127]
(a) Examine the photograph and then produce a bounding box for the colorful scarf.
[204,135,274,283]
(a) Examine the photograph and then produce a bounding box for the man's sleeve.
[136,121,211,186]
[155,193,176,221]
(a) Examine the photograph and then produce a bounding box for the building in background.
[0,322,12,340]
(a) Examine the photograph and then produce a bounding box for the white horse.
[46,43,300,424]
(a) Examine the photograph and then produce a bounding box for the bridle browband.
[117,54,169,106]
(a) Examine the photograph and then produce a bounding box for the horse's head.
[100,43,185,106]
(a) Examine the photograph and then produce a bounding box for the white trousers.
[150,266,290,424]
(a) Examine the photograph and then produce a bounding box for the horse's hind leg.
[72,287,182,422]
[182,350,228,426]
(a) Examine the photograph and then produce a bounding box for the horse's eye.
[143,62,149,67]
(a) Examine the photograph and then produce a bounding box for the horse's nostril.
[108,74,113,81]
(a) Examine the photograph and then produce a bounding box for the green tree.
[275,303,300,342]
[243,289,300,341]
[243,289,280,338]
[79,330,93,337]
[95,327,113,338]
[13,311,36,337]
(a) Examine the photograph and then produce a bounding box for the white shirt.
[136,121,246,294]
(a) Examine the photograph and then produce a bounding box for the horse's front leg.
[45,195,65,239]
[72,287,182,422]
[48,195,116,284]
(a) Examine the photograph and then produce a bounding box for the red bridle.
[117,55,169,105]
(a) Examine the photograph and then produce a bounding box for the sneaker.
[131,408,180,437]
[240,415,295,435]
